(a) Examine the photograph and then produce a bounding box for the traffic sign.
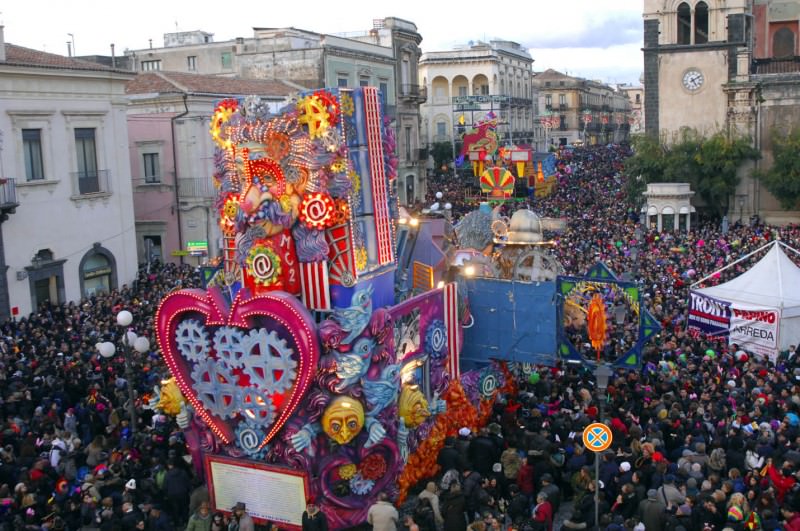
[583,422,613,452]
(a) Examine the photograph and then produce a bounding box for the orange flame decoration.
[397,365,514,505]
[587,293,608,359]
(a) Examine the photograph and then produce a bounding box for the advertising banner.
[688,291,731,338]
[729,305,780,361]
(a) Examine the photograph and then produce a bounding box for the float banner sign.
[687,291,731,338]
[729,304,780,361]
[205,454,308,529]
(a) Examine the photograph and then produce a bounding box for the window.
[480,85,489,95]
[559,94,567,106]
[141,60,161,71]
[74,128,99,194]
[337,76,348,88]
[458,86,467,97]
[405,127,412,161]
[545,94,552,108]
[360,76,370,87]
[221,52,232,69]
[559,115,567,131]
[143,153,160,183]
[379,79,389,97]
[187,56,197,71]
[401,53,410,86]
[677,2,691,45]
[22,129,44,181]
[436,121,446,137]
[635,93,641,104]
[774,27,796,58]
[695,2,709,44]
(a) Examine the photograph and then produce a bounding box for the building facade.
[126,72,298,265]
[0,30,138,318]
[643,0,800,224]
[124,18,426,205]
[532,69,632,147]
[619,83,645,135]
[419,40,542,155]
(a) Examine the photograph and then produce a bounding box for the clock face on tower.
[682,69,705,91]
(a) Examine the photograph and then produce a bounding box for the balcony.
[0,179,18,219]
[398,84,427,103]
[71,170,109,197]
[559,103,568,110]
[416,148,429,161]
[178,177,216,199]
[752,57,800,75]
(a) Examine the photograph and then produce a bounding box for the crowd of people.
[396,144,800,531]
[0,143,799,530]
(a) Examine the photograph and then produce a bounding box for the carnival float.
[150,89,519,529]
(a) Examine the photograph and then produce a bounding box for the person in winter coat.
[783,504,800,531]
[417,482,444,527]
[637,489,666,531]
[501,440,522,482]
[440,483,468,531]
[517,455,536,501]
[367,492,399,531]
[531,492,553,531]
[186,501,212,531]
[301,499,329,531]
[163,459,192,526]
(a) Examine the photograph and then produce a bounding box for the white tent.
[692,241,800,351]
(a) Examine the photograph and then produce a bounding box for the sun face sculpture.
[321,396,365,445]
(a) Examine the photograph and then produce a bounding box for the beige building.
[532,69,632,147]
[619,84,645,134]
[124,18,427,205]
[643,0,800,224]
[418,40,543,154]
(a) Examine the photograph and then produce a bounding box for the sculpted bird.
[334,337,375,392]
[363,364,401,416]
[333,286,374,346]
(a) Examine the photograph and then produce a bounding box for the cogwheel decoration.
[333,199,351,225]
[212,327,249,369]
[338,464,357,480]
[239,387,276,427]
[241,328,298,394]
[190,359,240,419]
[479,371,499,399]
[349,170,361,195]
[246,244,282,287]
[349,474,375,496]
[424,320,448,359]
[340,93,355,116]
[355,247,368,272]
[313,90,340,126]
[297,95,330,139]
[264,133,291,161]
[235,421,268,459]
[299,192,336,229]
[330,158,348,173]
[174,319,210,363]
[320,129,341,153]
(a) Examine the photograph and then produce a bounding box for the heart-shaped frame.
[156,287,320,447]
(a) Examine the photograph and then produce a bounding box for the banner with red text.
[729,304,780,361]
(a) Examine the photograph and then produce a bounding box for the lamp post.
[96,310,150,438]
[594,363,612,530]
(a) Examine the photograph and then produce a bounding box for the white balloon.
[435,191,443,199]
[445,203,452,210]
[430,202,440,211]
[126,330,138,346]
[116,310,133,327]
[98,342,116,358]
[133,336,151,354]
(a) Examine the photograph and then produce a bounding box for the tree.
[757,128,800,210]
[622,129,758,217]
[430,142,454,172]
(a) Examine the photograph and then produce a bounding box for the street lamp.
[594,363,613,529]
[96,310,150,438]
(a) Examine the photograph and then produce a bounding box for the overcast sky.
[1,0,643,85]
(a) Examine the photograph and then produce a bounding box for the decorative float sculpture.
[154,89,486,529]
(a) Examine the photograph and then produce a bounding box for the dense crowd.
[2,144,800,531]
[398,145,800,531]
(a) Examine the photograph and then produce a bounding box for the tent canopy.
[695,242,800,318]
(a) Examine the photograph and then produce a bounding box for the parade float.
[151,89,511,529]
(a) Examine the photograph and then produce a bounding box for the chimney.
[0,26,5,62]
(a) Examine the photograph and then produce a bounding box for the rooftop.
[2,43,132,74]
[125,71,302,97]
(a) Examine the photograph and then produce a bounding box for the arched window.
[79,245,117,297]
[774,27,796,58]
[677,2,692,44]
[695,2,709,44]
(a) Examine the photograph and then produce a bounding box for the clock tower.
[643,0,752,139]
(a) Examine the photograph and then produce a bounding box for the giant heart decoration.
[156,287,320,448]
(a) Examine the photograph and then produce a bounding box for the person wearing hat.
[123,478,139,506]
[437,436,463,474]
[657,474,686,510]
[229,502,255,531]
[637,489,667,531]
[301,497,328,531]
[540,474,561,513]
[148,503,173,531]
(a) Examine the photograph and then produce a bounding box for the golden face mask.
[322,396,365,445]
[398,386,430,429]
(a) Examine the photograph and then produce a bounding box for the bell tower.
[643,0,752,139]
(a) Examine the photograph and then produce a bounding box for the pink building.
[126,72,298,265]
